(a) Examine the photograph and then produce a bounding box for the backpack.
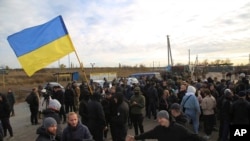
[25,94,33,104]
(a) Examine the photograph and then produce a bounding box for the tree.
[5,65,10,70]
[201,59,209,66]
[60,64,66,69]
[214,59,221,65]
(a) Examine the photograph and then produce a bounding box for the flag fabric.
[7,15,75,76]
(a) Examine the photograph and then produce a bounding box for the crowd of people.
[1,72,250,141]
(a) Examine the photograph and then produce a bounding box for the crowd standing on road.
[1,71,250,141]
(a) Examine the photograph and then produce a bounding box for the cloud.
[0,0,250,69]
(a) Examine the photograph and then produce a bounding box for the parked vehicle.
[129,72,162,80]
[43,82,65,92]
[126,77,139,86]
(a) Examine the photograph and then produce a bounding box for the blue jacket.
[181,94,201,114]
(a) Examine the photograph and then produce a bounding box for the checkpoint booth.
[53,72,79,82]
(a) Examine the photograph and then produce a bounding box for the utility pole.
[188,49,190,65]
[249,53,250,65]
[153,61,154,70]
[166,35,173,66]
[68,54,70,68]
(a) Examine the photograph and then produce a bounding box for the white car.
[93,79,105,88]
[43,82,65,92]
[126,77,139,86]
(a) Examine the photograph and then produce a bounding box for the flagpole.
[72,51,93,94]
[60,16,93,94]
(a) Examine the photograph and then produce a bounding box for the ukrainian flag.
[7,15,75,76]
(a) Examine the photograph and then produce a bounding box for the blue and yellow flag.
[7,15,75,76]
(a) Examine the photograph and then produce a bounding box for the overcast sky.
[0,0,250,69]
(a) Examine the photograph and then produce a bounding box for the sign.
[230,124,250,141]
[0,69,8,74]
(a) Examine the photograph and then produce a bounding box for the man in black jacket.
[86,92,106,141]
[110,92,129,141]
[126,110,205,141]
[218,89,233,141]
[231,91,250,125]
[36,117,60,141]
[170,103,188,126]
[26,87,39,125]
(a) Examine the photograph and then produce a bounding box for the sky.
[0,0,250,69]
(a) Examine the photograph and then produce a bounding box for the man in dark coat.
[86,92,106,141]
[101,91,113,139]
[127,110,205,141]
[231,91,250,125]
[219,89,233,141]
[6,88,15,116]
[52,86,66,123]
[42,99,62,138]
[36,117,61,141]
[79,95,89,126]
[64,83,75,114]
[62,112,92,141]
[0,93,13,138]
[170,103,188,126]
[26,87,39,125]
[0,120,3,141]
[110,92,129,141]
[146,82,159,120]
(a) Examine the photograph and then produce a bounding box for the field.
[0,67,155,102]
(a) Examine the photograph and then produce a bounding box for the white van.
[129,72,162,80]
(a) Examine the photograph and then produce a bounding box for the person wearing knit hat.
[43,117,57,129]
[42,99,63,138]
[126,110,205,141]
[156,110,170,126]
[36,117,60,141]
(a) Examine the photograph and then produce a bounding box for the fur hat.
[43,117,57,129]
[157,110,169,120]
[48,99,61,111]
[187,86,196,94]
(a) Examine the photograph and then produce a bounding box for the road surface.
[5,102,218,141]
